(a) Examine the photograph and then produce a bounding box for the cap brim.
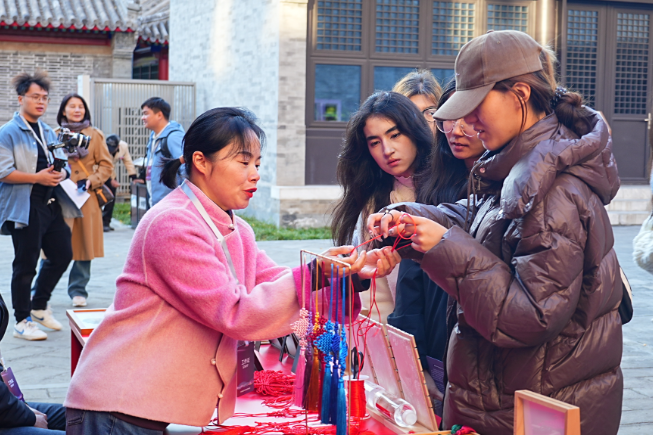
[433,83,495,120]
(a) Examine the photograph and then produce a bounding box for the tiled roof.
[0,0,135,31]
[138,11,167,44]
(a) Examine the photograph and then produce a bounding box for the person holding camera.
[102,134,136,232]
[55,93,113,308]
[0,72,80,341]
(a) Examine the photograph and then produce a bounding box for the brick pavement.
[0,225,651,432]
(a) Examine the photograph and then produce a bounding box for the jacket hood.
[474,109,620,219]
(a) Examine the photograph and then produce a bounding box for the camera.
[46,128,91,171]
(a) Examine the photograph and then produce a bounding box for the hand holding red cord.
[367,210,448,253]
[319,246,401,280]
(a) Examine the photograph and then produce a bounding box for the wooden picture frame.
[514,390,580,435]
[357,316,403,399]
[386,325,440,431]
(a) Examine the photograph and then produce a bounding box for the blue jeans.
[67,261,91,299]
[0,402,66,434]
[65,409,164,435]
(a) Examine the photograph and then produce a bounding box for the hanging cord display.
[347,213,416,383]
[314,264,336,424]
[291,253,310,407]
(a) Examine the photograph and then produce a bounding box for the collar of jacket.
[472,108,619,220]
[14,112,54,135]
[185,180,237,230]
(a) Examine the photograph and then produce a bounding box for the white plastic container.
[364,381,417,427]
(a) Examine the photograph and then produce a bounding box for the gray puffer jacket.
[385,110,623,434]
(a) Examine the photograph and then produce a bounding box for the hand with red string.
[319,245,401,280]
[367,209,448,253]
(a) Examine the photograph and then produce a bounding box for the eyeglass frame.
[21,94,51,104]
[435,118,476,138]
[421,107,437,124]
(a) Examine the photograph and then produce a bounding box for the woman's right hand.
[367,209,403,239]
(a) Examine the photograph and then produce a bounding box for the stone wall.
[170,0,321,226]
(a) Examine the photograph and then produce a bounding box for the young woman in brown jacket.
[368,31,622,434]
[56,94,113,307]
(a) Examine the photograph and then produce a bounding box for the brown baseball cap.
[434,30,544,121]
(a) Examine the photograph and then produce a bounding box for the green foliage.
[239,215,332,241]
[112,204,331,241]
[113,203,131,225]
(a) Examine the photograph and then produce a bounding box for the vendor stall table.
[67,309,436,435]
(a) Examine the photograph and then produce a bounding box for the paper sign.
[60,178,90,209]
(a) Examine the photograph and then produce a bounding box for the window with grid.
[614,13,650,115]
[432,2,475,56]
[487,4,528,32]
[316,1,363,51]
[566,10,598,108]
[375,0,420,53]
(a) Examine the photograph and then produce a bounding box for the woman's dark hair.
[56,93,91,125]
[160,107,265,189]
[12,71,50,96]
[415,79,470,206]
[332,91,433,246]
[494,46,594,137]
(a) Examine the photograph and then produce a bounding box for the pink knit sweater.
[64,181,359,426]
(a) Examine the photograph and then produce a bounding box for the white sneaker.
[30,307,63,331]
[72,296,87,307]
[13,319,47,341]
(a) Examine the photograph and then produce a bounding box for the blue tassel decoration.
[336,268,348,435]
[336,377,347,435]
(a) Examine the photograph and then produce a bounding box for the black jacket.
[0,380,35,428]
[0,294,36,428]
[388,259,449,366]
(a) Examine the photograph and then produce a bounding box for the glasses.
[436,119,476,138]
[23,94,50,103]
[421,107,437,124]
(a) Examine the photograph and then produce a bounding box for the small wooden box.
[514,390,580,435]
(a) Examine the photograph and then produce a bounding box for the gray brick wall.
[170,0,283,222]
[0,48,114,128]
[170,0,316,226]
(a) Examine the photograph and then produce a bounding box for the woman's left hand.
[319,246,401,280]
[85,179,91,191]
[360,247,401,279]
[388,213,448,253]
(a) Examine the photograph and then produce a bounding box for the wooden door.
[566,2,653,184]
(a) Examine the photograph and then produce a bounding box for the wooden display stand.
[66,308,106,375]
[514,390,580,435]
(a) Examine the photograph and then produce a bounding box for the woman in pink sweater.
[64,108,400,434]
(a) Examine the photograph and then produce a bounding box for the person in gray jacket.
[0,72,81,342]
[140,97,185,206]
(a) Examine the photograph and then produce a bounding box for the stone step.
[613,186,652,200]
[607,211,651,226]
[605,199,652,212]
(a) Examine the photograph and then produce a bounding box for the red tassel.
[305,350,321,411]
[292,348,306,406]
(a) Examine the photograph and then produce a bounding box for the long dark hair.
[56,93,91,125]
[332,91,433,246]
[415,79,470,206]
[160,107,265,189]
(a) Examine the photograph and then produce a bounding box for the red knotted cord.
[207,215,416,435]
[348,213,416,365]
